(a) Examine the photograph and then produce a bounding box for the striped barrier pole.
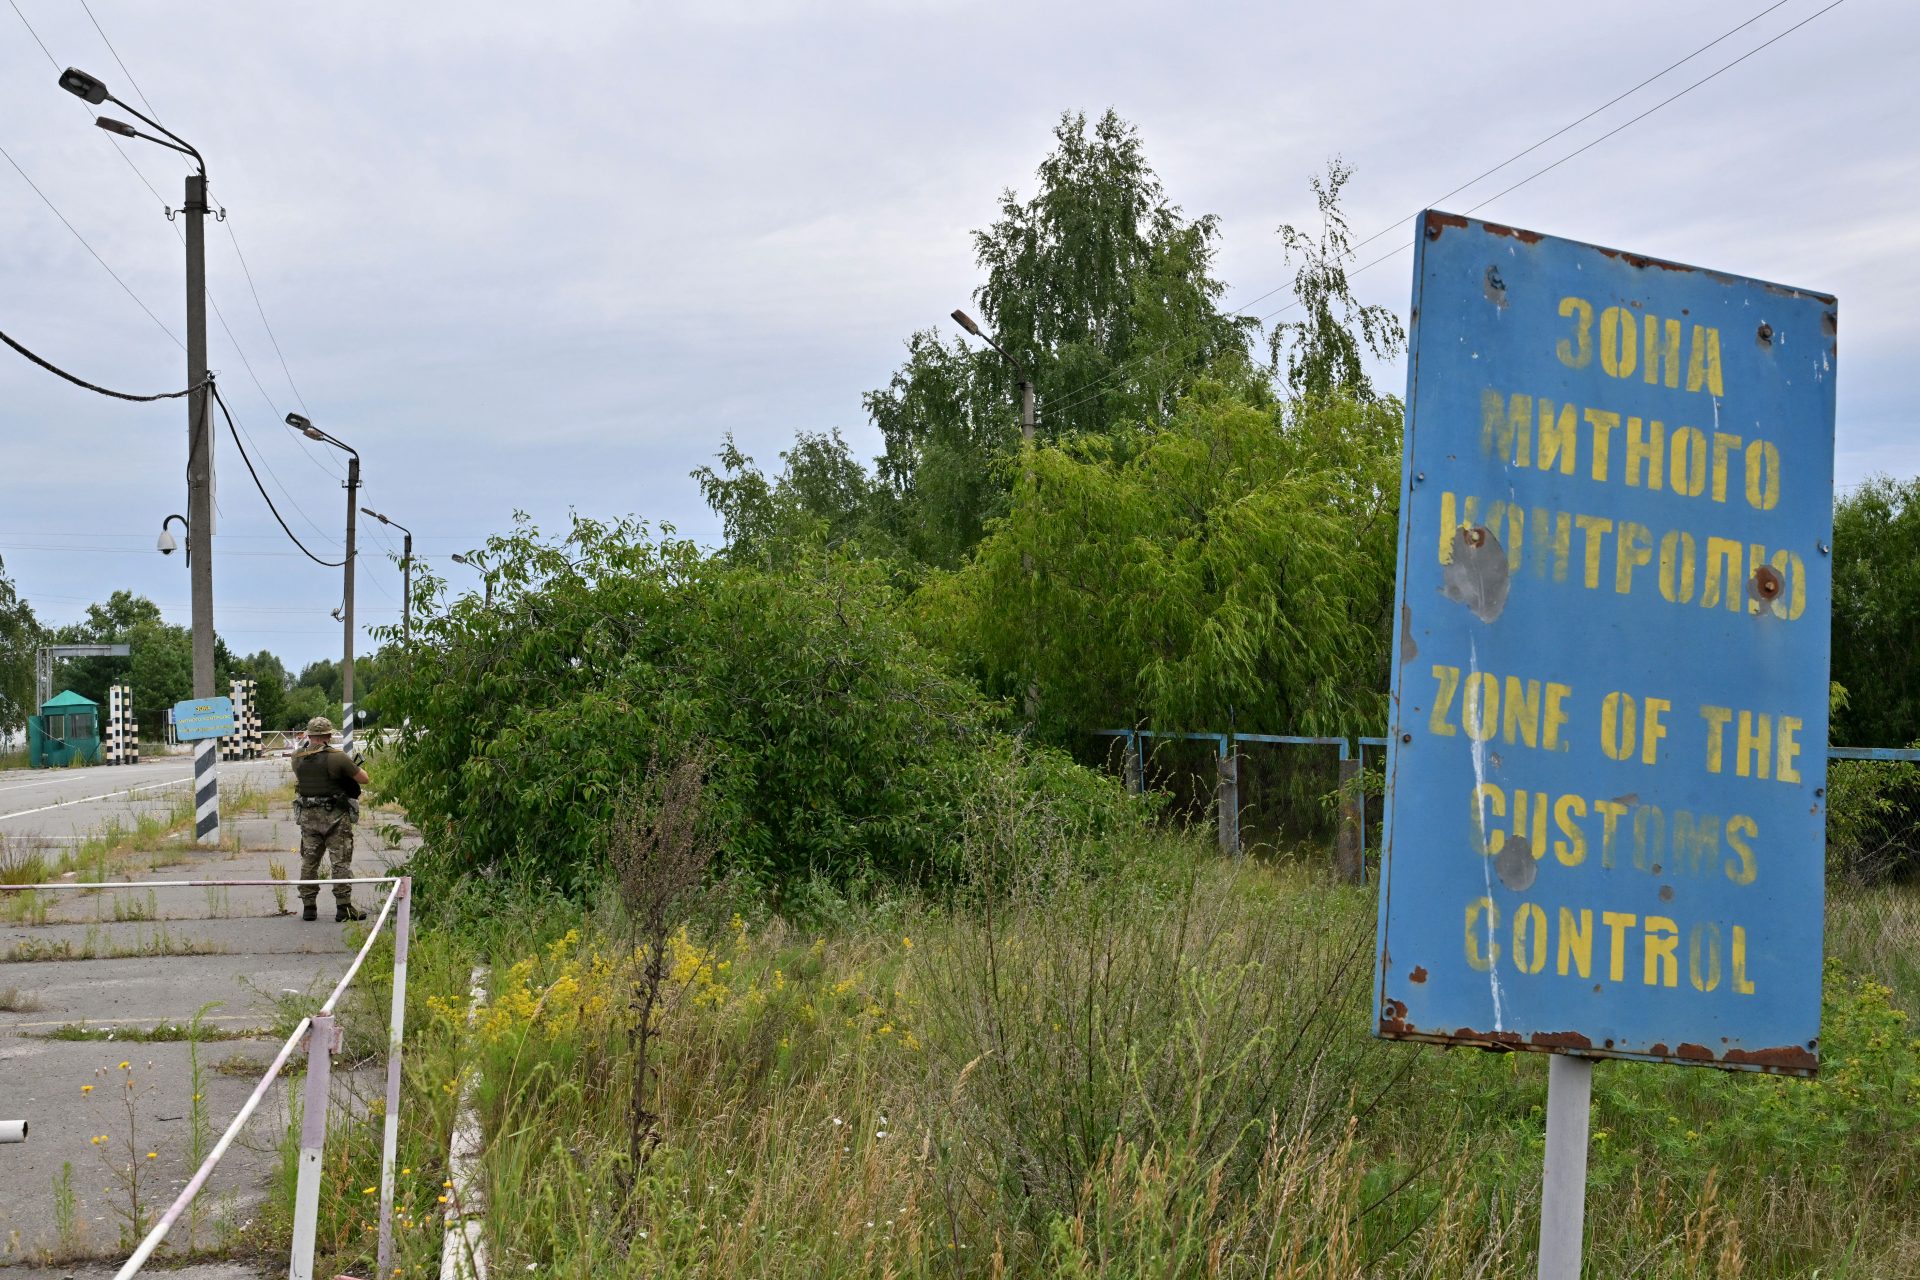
[341,699,354,760]
[193,737,219,846]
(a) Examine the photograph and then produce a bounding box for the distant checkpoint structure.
[1375,211,1836,1279]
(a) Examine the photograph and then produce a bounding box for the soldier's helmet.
[306,716,335,735]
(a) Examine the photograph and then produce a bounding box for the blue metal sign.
[1376,212,1836,1076]
[173,696,236,742]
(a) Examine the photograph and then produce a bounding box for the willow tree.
[918,380,1402,740]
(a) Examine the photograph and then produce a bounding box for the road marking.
[0,778,192,823]
[0,762,184,797]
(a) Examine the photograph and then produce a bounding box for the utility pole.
[952,308,1040,718]
[361,508,413,644]
[293,414,361,757]
[341,457,359,757]
[62,66,222,842]
[185,174,213,703]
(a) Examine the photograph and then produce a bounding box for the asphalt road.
[0,758,416,1271]
[0,757,289,851]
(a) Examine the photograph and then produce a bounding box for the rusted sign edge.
[1420,209,1838,307]
[1373,1012,1818,1078]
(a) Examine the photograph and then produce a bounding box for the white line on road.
[0,778,192,823]
[0,762,185,797]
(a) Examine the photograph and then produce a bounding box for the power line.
[0,139,182,348]
[0,325,198,401]
[19,0,347,516]
[7,0,179,254]
[224,219,310,415]
[76,0,163,123]
[1041,0,1844,423]
[0,542,332,558]
[210,381,346,567]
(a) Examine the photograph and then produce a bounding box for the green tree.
[50,590,238,731]
[230,649,290,729]
[694,430,885,567]
[0,555,39,734]
[295,659,341,701]
[920,381,1402,740]
[1831,474,1920,746]
[279,684,334,731]
[1267,158,1405,402]
[703,110,1257,570]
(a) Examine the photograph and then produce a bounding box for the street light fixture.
[951,306,1041,720]
[360,506,414,644]
[950,308,1034,445]
[61,64,220,842]
[450,552,493,607]
[289,413,363,757]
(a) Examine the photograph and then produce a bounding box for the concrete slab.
[1,783,418,1269]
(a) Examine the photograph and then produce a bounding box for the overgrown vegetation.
[342,107,1920,1280]
[375,522,1135,900]
[429,834,1920,1278]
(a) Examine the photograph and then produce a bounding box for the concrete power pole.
[341,457,359,758]
[185,172,221,846]
[401,531,412,645]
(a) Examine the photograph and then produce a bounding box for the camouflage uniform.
[291,716,359,910]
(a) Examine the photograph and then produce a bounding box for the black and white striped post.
[193,736,220,845]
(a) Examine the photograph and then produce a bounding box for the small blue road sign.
[173,696,236,742]
[1376,212,1837,1076]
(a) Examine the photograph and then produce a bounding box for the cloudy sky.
[0,0,1910,670]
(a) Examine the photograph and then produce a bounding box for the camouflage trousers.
[296,800,357,906]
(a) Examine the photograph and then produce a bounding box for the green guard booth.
[28,689,102,768]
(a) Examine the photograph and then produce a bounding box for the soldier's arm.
[351,765,369,786]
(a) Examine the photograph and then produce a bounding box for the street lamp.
[450,552,492,608]
[951,308,1035,445]
[288,413,362,758]
[360,507,413,644]
[62,65,220,842]
[953,307,1042,720]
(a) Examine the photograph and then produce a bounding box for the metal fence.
[1099,732,1920,891]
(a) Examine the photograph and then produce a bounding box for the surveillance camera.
[156,529,178,555]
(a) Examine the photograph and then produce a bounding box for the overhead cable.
[0,326,199,401]
[0,141,183,349]
[1040,0,1846,423]
[211,381,347,568]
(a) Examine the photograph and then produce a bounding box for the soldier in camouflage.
[290,715,369,922]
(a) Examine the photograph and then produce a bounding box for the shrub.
[375,517,1138,899]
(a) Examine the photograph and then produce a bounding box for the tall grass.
[429,843,1920,1279]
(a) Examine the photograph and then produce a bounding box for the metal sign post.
[1375,211,1837,1276]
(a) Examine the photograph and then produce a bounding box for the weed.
[87,1059,157,1248]
[50,1162,77,1253]
[0,984,44,1012]
[39,1021,252,1044]
[268,858,290,916]
[7,925,228,962]
[109,889,159,923]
